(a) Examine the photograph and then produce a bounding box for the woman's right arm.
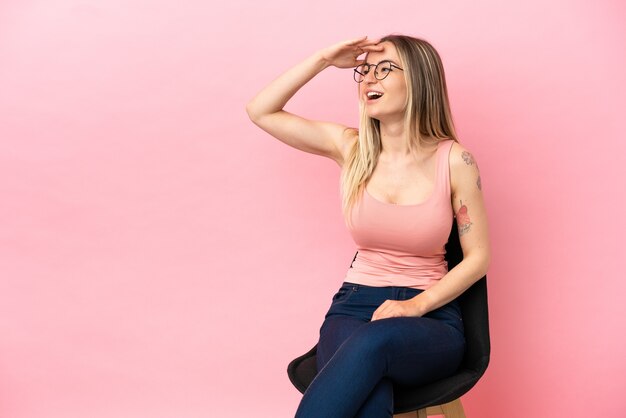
[245,37,382,166]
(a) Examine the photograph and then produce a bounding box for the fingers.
[361,39,383,46]
[353,43,384,60]
[360,45,384,52]
[356,45,384,57]
[372,300,388,320]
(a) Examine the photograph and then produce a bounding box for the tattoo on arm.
[456,199,473,236]
[462,151,482,191]
[461,151,475,166]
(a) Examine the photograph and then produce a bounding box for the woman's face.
[358,41,407,122]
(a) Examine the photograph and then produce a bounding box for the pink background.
[1,1,625,417]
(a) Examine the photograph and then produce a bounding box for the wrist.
[410,292,434,317]
[312,50,332,70]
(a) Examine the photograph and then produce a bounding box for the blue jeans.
[294,282,466,418]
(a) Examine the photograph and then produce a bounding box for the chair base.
[394,398,466,418]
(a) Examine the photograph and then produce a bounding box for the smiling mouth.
[366,92,384,101]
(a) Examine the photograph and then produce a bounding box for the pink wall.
[1,1,624,417]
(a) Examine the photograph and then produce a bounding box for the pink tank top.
[344,139,455,290]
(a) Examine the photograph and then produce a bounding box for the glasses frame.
[353,60,404,83]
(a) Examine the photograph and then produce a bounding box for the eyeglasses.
[353,60,403,83]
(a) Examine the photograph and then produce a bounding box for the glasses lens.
[354,64,370,82]
[375,61,392,80]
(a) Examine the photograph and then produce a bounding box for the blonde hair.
[340,34,460,229]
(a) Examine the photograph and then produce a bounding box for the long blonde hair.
[340,34,460,229]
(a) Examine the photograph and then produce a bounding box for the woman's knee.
[346,316,453,359]
[344,318,399,357]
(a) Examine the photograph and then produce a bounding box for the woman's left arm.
[371,142,491,321]
[409,142,491,316]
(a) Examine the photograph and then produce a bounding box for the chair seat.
[288,344,488,414]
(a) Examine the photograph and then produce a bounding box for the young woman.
[246,34,491,418]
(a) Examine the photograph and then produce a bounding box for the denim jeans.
[294,282,466,418]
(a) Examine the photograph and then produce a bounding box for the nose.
[363,68,378,83]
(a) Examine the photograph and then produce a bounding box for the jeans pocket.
[424,303,464,334]
[332,289,347,302]
[331,283,357,303]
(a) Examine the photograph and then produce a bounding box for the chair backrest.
[444,219,490,375]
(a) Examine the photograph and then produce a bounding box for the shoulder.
[448,140,478,167]
[448,141,482,198]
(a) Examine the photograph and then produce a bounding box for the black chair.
[287,219,490,417]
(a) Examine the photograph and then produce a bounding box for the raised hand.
[319,36,384,69]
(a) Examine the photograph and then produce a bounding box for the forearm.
[245,51,330,120]
[410,254,489,316]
